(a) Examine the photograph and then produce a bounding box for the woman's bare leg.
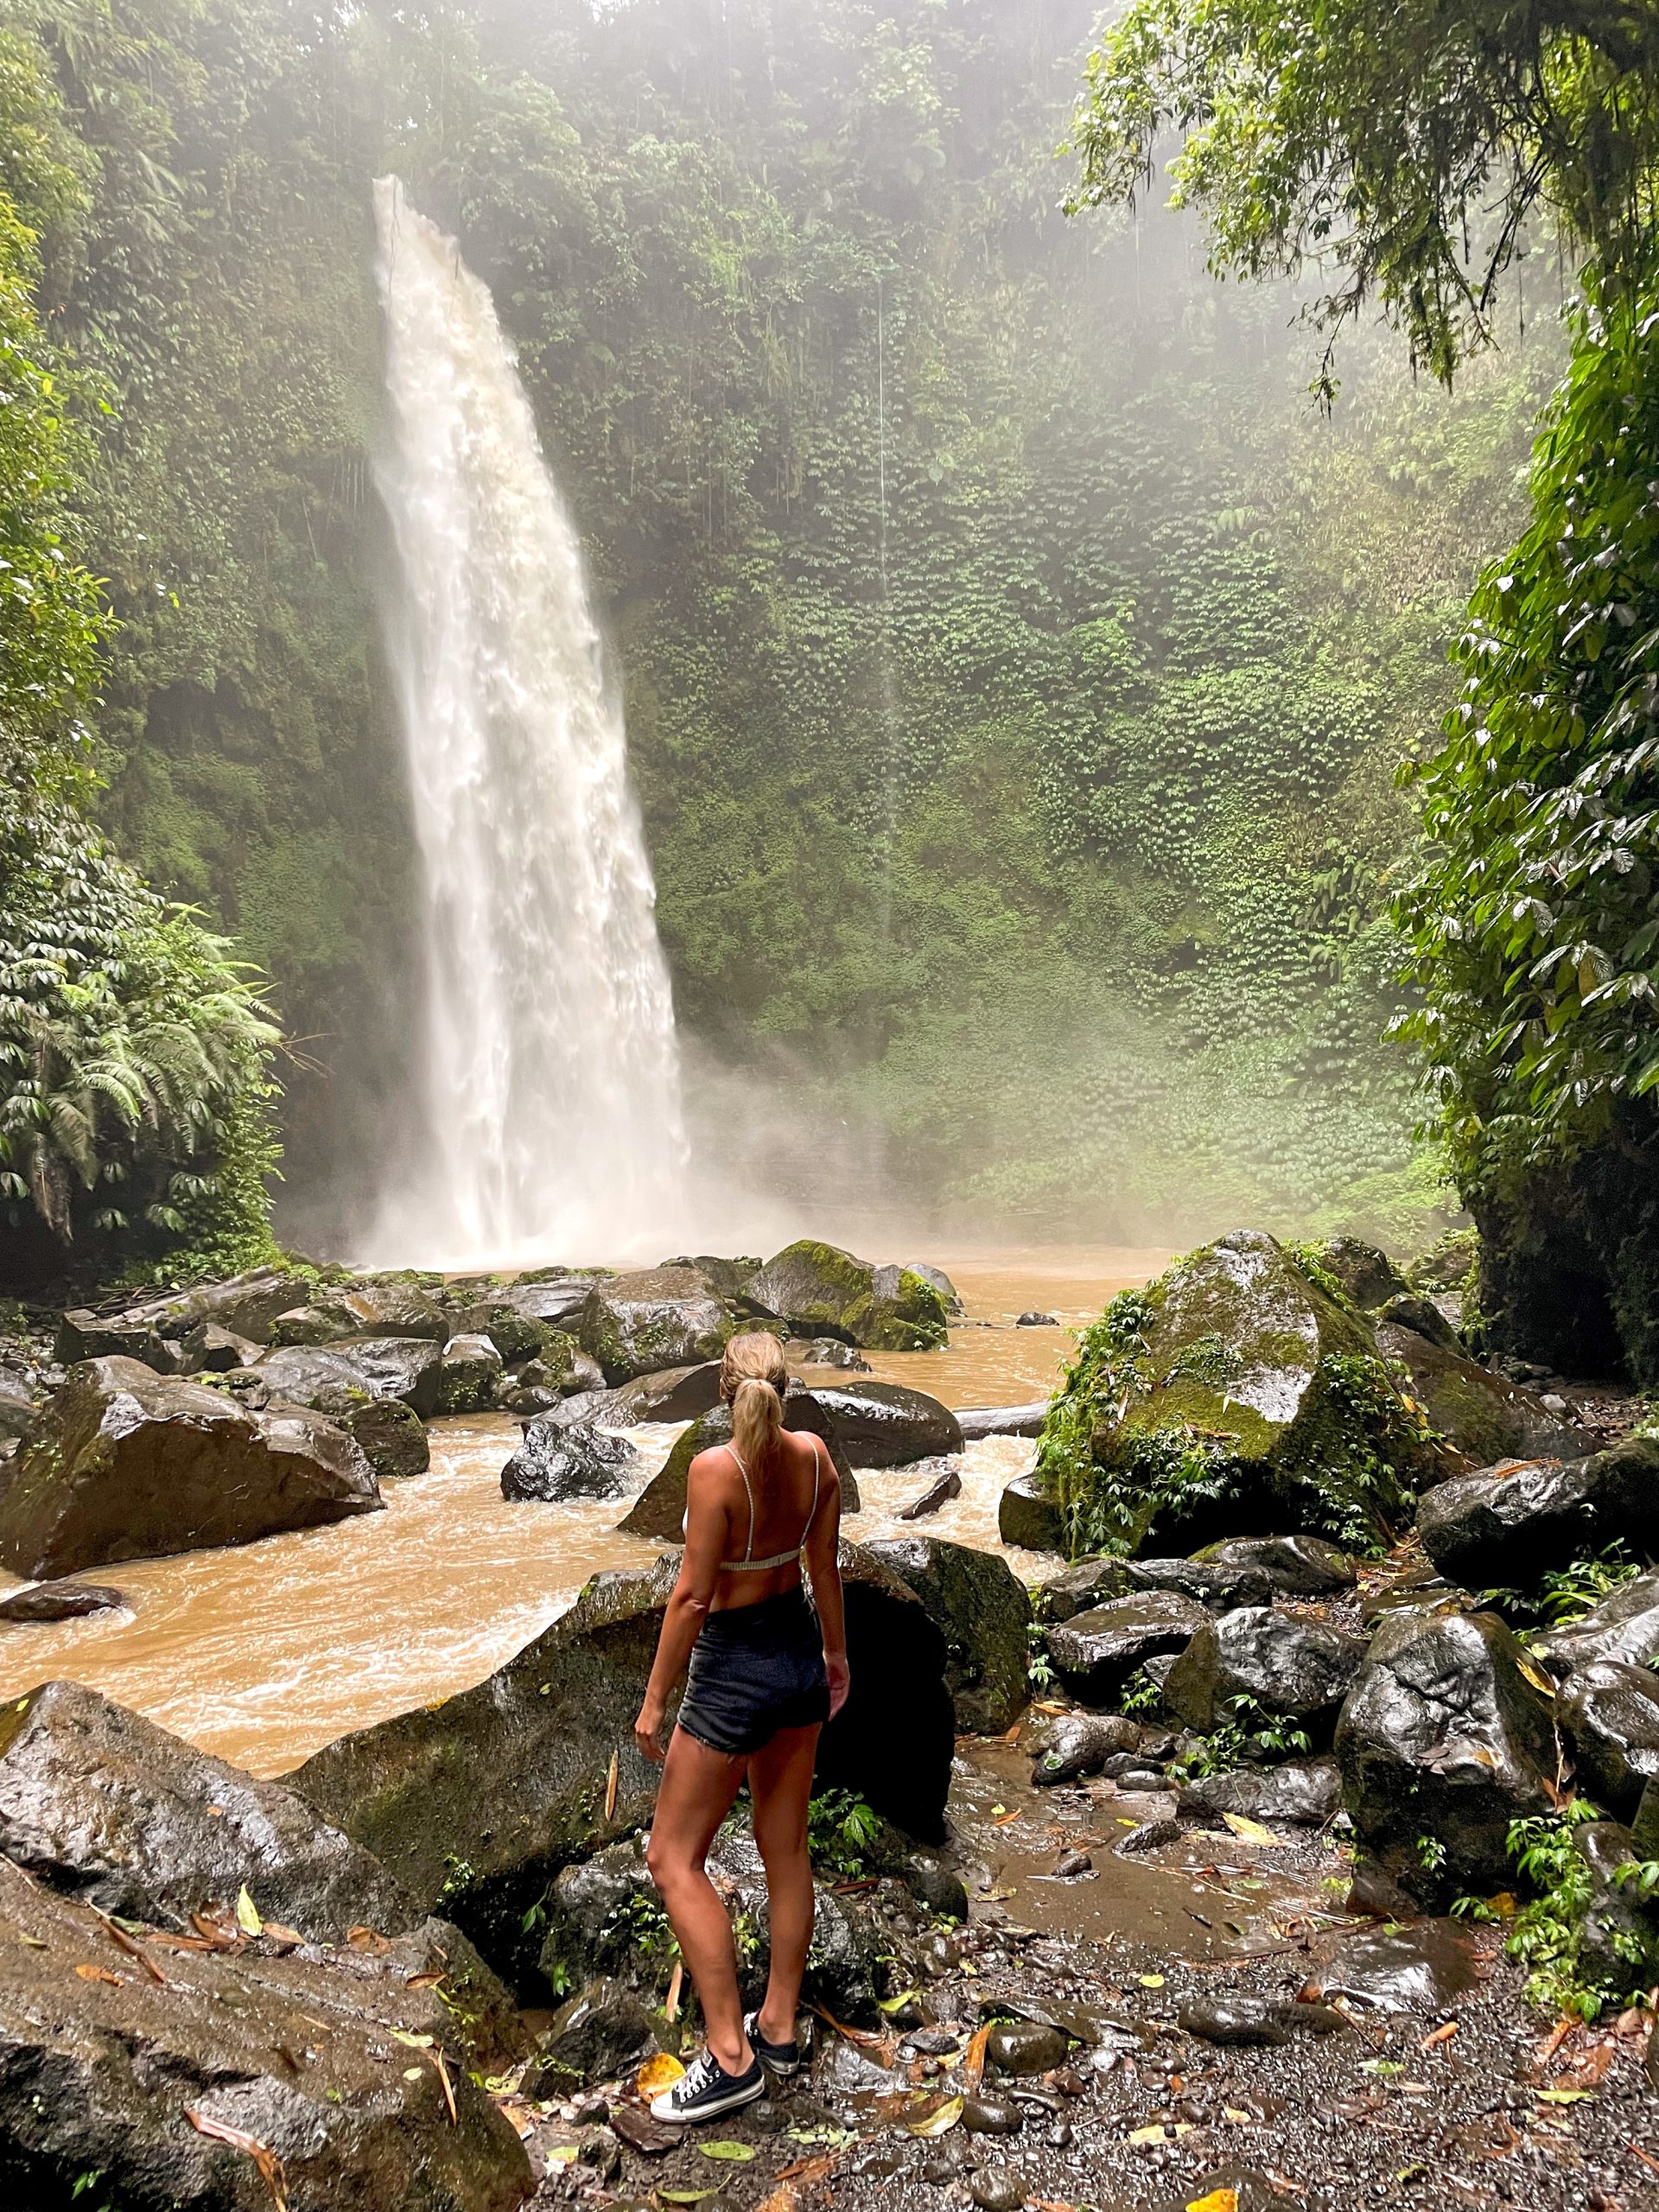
[645,1728,751,2072]
[747,1723,821,2045]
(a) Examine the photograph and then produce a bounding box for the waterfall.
[366,177,687,1268]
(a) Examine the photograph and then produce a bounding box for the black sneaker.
[744,2010,802,2076]
[649,2044,766,2124]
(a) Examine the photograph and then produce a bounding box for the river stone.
[751,1239,949,1352]
[1419,1434,1659,1592]
[1164,1607,1368,1734]
[577,1266,738,1384]
[0,1578,124,1622]
[0,1370,34,1444]
[1193,1532,1356,1596]
[1539,1565,1659,1671]
[812,1381,964,1468]
[1558,1661,1659,1819]
[59,1266,310,1363]
[1303,1919,1483,2012]
[961,2094,1025,2135]
[276,1279,448,1344]
[0,1678,419,1940]
[255,1335,444,1420]
[293,1543,952,1985]
[1176,1996,1292,2046]
[535,1975,656,2084]
[907,1262,963,1313]
[451,1298,548,1365]
[957,1401,1048,1441]
[1179,1754,1341,1826]
[985,2022,1067,2075]
[435,1333,505,1414]
[0,1358,381,1579]
[340,1395,429,1481]
[608,1361,724,1423]
[1045,1591,1211,1706]
[1046,1230,1421,1556]
[969,2166,1027,2212]
[1029,1712,1141,1786]
[1122,1554,1275,1611]
[785,1336,874,1370]
[1334,1608,1556,1900]
[54,1307,178,1370]
[501,1421,640,1503]
[999,1471,1065,1553]
[1038,1554,1132,1620]
[861,1534,1032,1732]
[1376,1320,1591,1469]
[617,1384,858,1540]
[896,1461,963,1519]
[0,1854,531,2210]
[269,1302,348,1346]
[1309,1236,1411,1311]
[1573,1819,1659,1990]
[180,1319,261,1373]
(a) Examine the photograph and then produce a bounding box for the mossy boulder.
[576,1265,739,1384]
[617,1382,858,1540]
[752,1240,949,1351]
[1032,1230,1427,1560]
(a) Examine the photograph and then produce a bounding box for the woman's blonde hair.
[721,1331,788,1471]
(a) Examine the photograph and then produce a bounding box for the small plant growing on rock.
[1505,1801,1642,2021]
[807,1789,880,1883]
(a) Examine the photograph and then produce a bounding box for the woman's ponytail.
[721,1330,791,1474]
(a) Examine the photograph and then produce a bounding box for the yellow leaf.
[403,2067,424,2081]
[1187,2192,1239,2212]
[605,1748,619,1824]
[1220,1813,1284,1847]
[235,1887,264,1937]
[907,2095,963,2138]
[698,2140,757,2161]
[1137,1973,1166,1988]
[1221,2108,1253,2125]
[1128,2121,1193,2145]
[544,2144,580,2163]
[637,2052,685,2101]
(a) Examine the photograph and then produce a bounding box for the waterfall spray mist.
[367,177,687,1268]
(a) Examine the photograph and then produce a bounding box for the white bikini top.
[683,1435,825,1572]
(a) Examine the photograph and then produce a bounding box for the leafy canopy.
[1067,0,1659,388]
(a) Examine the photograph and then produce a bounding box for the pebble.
[969,2164,1027,2211]
[905,2027,961,2056]
[961,2094,1025,2135]
[1051,1847,1092,1878]
[985,2023,1068,2076]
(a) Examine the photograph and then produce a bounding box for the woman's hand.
[633,1699,668,1764]
[825,1650,850,1719]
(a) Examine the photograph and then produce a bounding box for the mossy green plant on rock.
[1034,1229,1429,1560]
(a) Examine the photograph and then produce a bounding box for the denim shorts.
[677,1588,830,1757]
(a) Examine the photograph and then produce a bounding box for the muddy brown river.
[0,1249,1164,1776]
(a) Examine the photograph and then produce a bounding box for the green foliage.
[1505,1799,1641,2021]
[806,1788,880,1884]
[1541,1542,1642,1626]
[1169,1689,1312,1780]
[1067,0,1659,389]
[1397,261,1659,1207]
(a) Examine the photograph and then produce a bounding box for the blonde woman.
[633,1332,848,2123]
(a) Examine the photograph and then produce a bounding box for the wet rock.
[341,1395,429,1482]
[985,2022,1067,2075]
[54,1306,178,1370]
[501,1420,640,1503]
[1304,1919,1482,2011]
[1038,1554,1132,1620]
[435,1333,504,1414]
[578,1266,738,1384]
[812,1381,964,1468]
[451,1299,550,1366]
[909,1262,963,1314]
[1179,1754,1341,1826]
[998,1471,1065,1553]
[294,1544,953,1982]
[900,1853,969,1920]
[1163,1607,1367,1734]
[896,1462,963,1518]
[862,1534,1031,1732]
[1573,1820,1659,1991]
[969,2165,1027,2211]
[752,1240,949,1352]
[536,1976,656,2084]
[1420,1435,1659,1592]
[1310,1236,1411,1311]
[1045,1230,1422,1557]
[957,1402,1048,1441]
[1122,1554,1275,1611]
[1045,1591,1211,1705]
[961,2094,1025,2134]
[1029,1712,1141,1786]
[1116,1815,1181,1853]
[0,1369,35,1443]
[1560,1661,1659,1818]
[1177,1996,1292,2045]
[1376,1291,1462,1351]
[1334,1608,1555,1899]
[1541,1565,1659,1673]
[270,1302,352,1345]
[277,1278,449,1344]
[0,1577,124,1622]
[922,2137,976,2183]
[180,1320,262,1374]
[785,1336,874,1370]
[1016,1311,1057,1328]
[618,1384,857,1540]
[1376,1319,1592,1468]
[1192,1533,1356,1596]
[255,1335,444,1420]
[607,1362,724,1423]
[1344,1866,1421,1920]
[0,1854,531,2209]
[0,1357,380,1578]
[62,1268,308,1365]
[0,1678,420,1939]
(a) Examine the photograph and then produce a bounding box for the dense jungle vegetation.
[0,0,1605,1284]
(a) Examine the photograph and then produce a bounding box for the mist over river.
[0,1249,1165,1773]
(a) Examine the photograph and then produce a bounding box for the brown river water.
[0,1249,1165,1777]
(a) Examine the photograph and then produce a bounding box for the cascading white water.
[367,177,687,1268]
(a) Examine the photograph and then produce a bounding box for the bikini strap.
[727,1443,758,1564]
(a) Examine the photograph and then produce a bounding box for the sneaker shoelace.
[676,2048,726,2104]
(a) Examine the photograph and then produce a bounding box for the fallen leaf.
[186,2108,289,2211]
[775,2154,839,2182]
[1186,2193,1239,2212]
[235,1887,264,1938]
[261,1922,305,1950]
[430,2045,458,2125]
[403,2068,424,2082]
[90,1908,166,1986]
[543,2145,580,2164]
[1137,1974,1166,1989]
[605,1747,620,1824]
[347,1925,390,1953]
[1537,2087,1594,2104]
[809,2002,886,2049]
[1222,2107,1253,2125]
[1420,2021,1459,2050]
[75,1962,124,1986]
[907,2095,963,2138]
[963,2024,992,2091]
[657,2193,715,2205]
[993,1808,1021,1827]
[755,2189,800,2212]
[1536,2015,1579,2068]
[1220,1814,1284,1848]
[191,1910,238,1950]
[638,2052,685,2101]
[18,1933,47,1949]
[665,1959,683,2022]
[979,1885,1017,1902]
[495,2100,537,2140]
[1128,2121,1192,2145]
[612,2104,681,2155]
[878,1988,922,2013]
[391,2030,435,2050]
[698,2142,757,2161]
[1516,1654,1556,1696]
[406,1971,445,1990]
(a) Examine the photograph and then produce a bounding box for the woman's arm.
[633,1452,729,1763]
[802,1437,849,1717]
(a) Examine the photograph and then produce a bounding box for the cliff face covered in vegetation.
[1,0,1555,1279]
